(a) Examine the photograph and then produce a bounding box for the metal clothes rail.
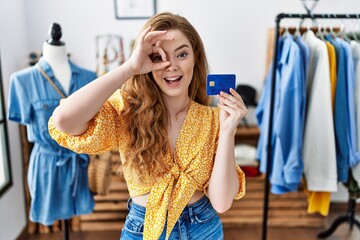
[262,13,360,240]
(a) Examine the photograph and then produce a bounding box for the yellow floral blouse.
[48,89,246,240]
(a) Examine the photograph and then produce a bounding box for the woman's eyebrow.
[174,44,189,52]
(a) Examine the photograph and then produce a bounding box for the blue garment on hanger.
[8,58,96,225]
[294,35,310,81]
[340,40,360,167]
[326,36,349,183]
[256,41,282,181]
[256,36,305,194]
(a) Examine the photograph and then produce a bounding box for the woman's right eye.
[151,54,162,63]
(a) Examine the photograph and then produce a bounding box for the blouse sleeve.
[234,164,246,200]
[203,164,246,200]
[48,89,129,154]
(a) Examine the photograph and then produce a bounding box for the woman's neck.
[164,95,191,117]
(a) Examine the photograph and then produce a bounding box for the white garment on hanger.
[351,41,360,154]
[302,30,337,192]
[350,40,360,186]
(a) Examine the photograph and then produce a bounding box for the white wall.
[0,0,29,238]
[1,0,359,238]
[22,0,360,92]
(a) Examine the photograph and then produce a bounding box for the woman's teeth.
[165,76,181,82]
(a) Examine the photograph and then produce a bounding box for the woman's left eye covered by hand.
[150,53,163,63]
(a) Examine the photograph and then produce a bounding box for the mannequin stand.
[317,196,360,238]
[64,219,70,240]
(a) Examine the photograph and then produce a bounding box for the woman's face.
[151,29,195,100]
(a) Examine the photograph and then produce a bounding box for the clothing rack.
[262,12,360,240]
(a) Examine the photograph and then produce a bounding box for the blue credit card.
[206,74,236,95]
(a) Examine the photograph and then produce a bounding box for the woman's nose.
[166,57,178,71]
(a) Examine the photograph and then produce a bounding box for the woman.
[49,12,246,240]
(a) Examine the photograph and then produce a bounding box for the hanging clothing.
[351,40,360,187]
[256,65,274,175]
[256,35,306,194]
[325,41,338,109]
[352,41,360,155]
[353,164,360,187]
[302,30,338,193]
[326,35,350,183]
[339,39,360,168]
[271,35,306,194]
[305,37,338,217]
[7,58,96,225]
[257,27,360,218]
[294,34,310,80]
[305,190,331,216]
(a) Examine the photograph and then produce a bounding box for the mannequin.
[42,23,71,94]
[7,23,96,239]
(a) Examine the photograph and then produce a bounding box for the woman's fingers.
[129,28,174,74]
[217,89,248,131]
[138,25,152,42]
[219,90,245,110]
[218,89,248,118]
[136,28,173,54]
[227,88,246,106]
[218,102,241,116]
[144,30,167,44]
[144,31,174,47]
[152,61,171,71]
[152,46,167,62]
[148,46,170,70]
[218,99,247,125]
[229,88,244,103]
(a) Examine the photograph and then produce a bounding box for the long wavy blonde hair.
[121,12,209,180]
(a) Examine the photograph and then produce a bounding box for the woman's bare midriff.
[132,190,205,207]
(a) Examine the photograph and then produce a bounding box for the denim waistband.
[127,195,211,220]
[127,197,146,219]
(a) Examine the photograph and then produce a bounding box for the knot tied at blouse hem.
[144,165,199,240]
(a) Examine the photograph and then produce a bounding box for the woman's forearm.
[208,129,239,213]
[51,62,135,135]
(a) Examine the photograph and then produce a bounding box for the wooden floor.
[20,226,360,240]
[19,209,360,240]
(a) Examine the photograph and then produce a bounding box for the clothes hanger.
[337,20,352,42]
[323,22,330,39]
[301,0,319,15]
[316,22,326,40]
[282,24,290,38]
[301,21,312,38]
[349,19,360,42]
[356,15,360,41]
[299,0,319,27]
[294,21,301,38]
[328,22,337,39]
[307,21,311,32]
[293,25,300,38]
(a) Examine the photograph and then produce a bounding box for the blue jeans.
[120,195,224,240]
